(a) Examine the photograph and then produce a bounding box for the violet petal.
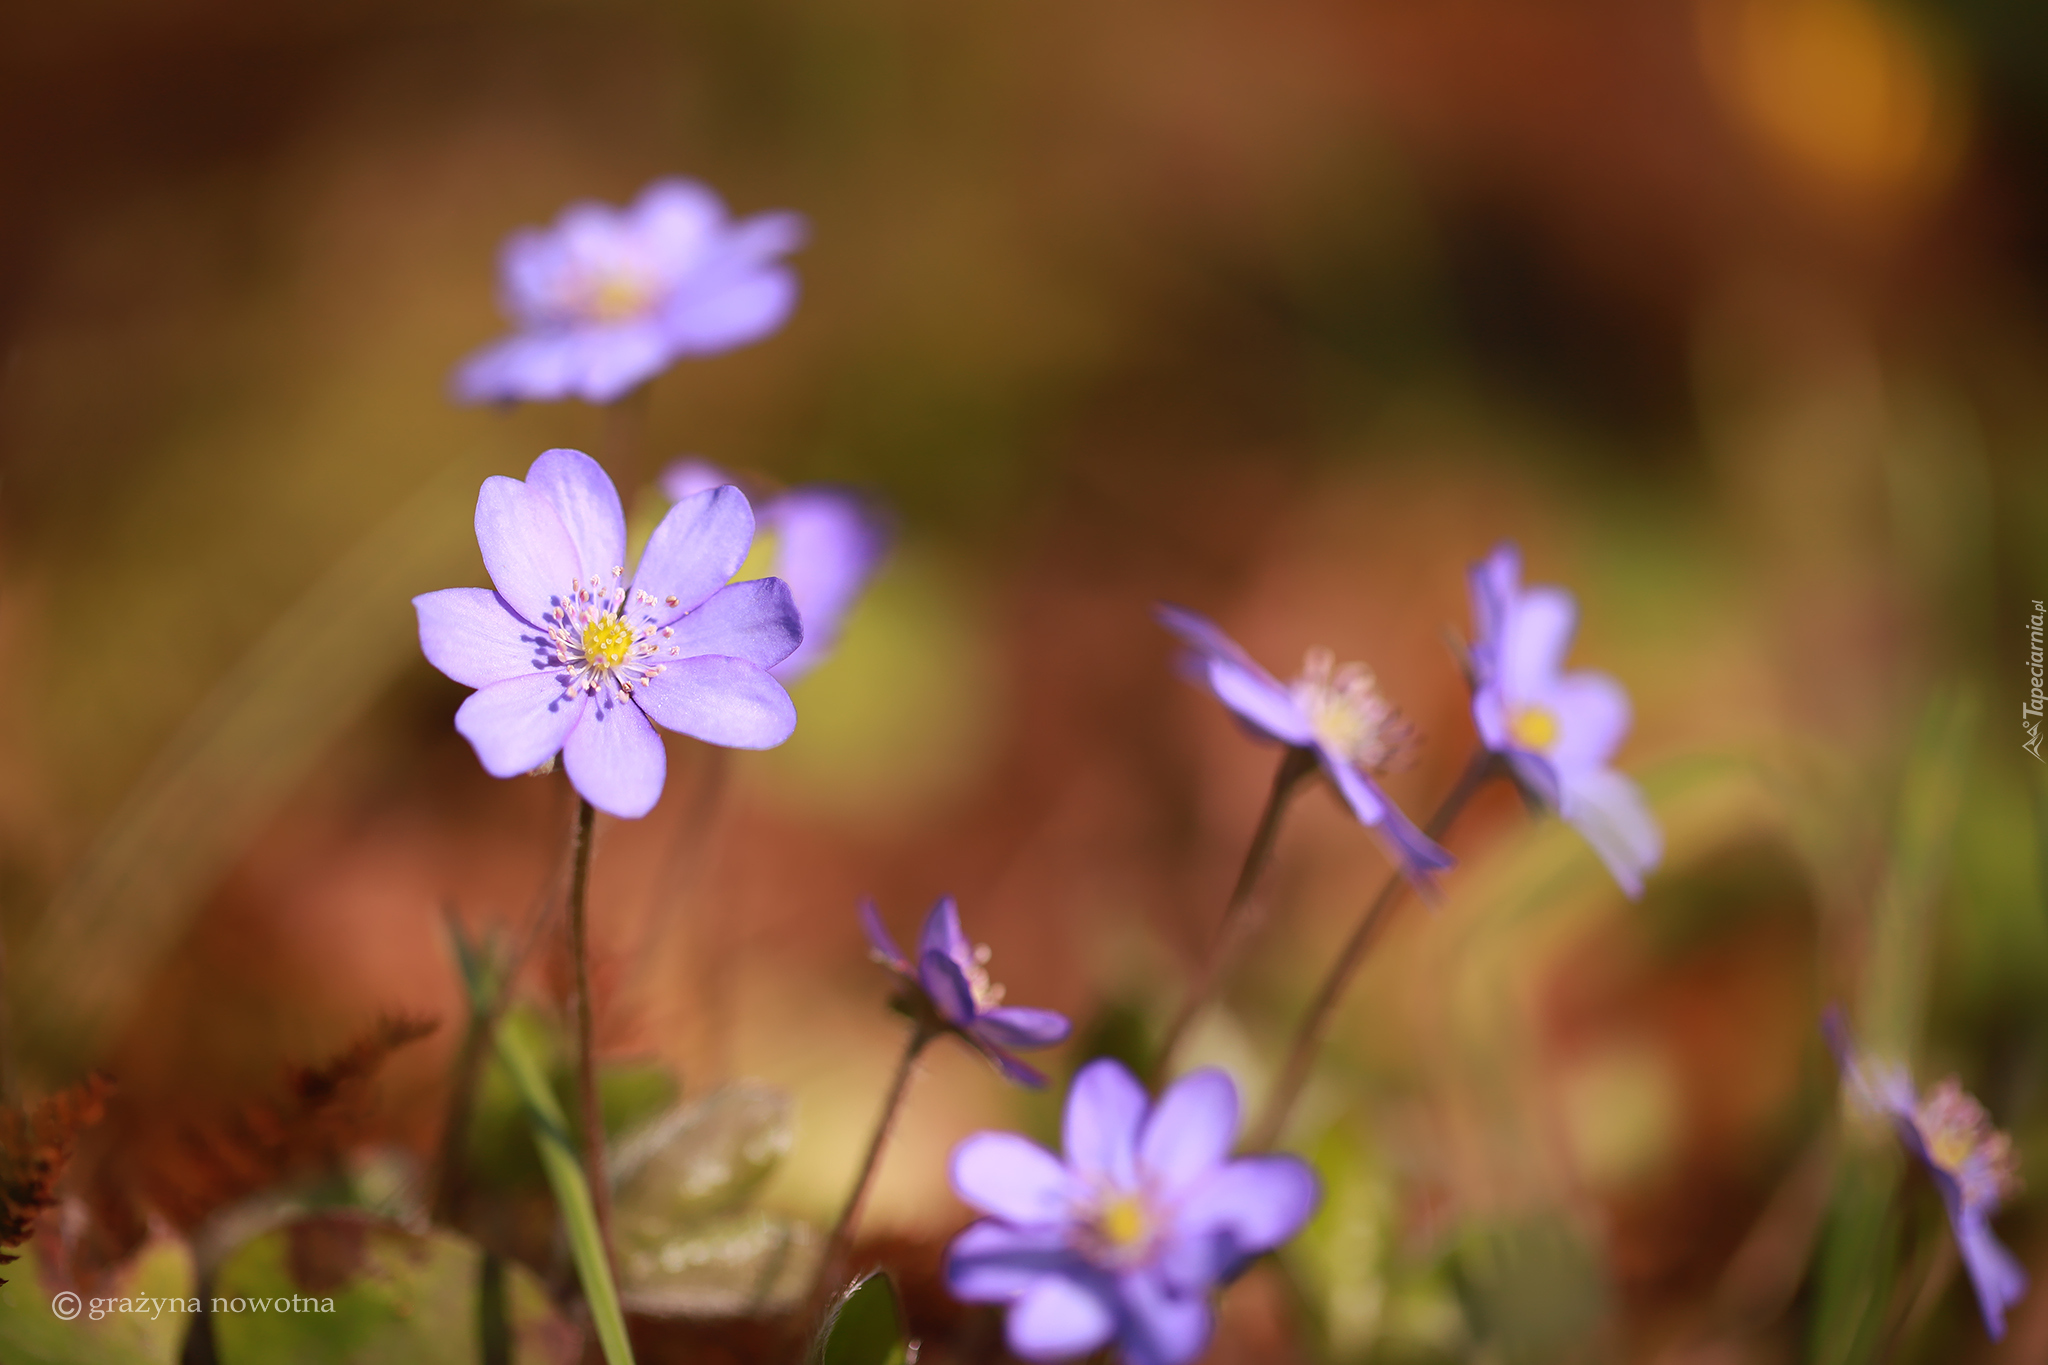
[632,485,756,620]
[664,578,803,670]
[562,697,668,819]
[414,588,544,689]
[1116,1269,1214,1365]
[950,1133,1074,1226]
[1558,767,1661,899]
[455,672,583,777]
[474,474,582,626]
[976,1007,1072,1051]
[858,898,909,972]
[1063,1059,1147,1188]
[631,655,796,749]
[1007,1274,1117,1362]
[945,1221,1084,1302]
[919,949,977,1027]
[525,448,627,582]
[1137,1068,1237,1196]
[918,896,974,969]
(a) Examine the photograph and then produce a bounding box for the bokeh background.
[3,0,2048,1360]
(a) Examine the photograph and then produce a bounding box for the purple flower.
[946,1059,1318,1364]
[1154,605,1452,895]
[861,896,1071,1086]
[413,449,802,819]
[1465,543,1661,897]
[1822,1008,2027,1339]
[453,178,805,406]
[662,460,891,682]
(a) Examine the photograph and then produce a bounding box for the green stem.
[565,797,614,1266]
[1154,745,1318,1079]
[807,1024,935,1322]
[1249,748,1497,1150]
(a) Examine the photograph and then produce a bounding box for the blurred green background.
[3,0,2048,1360]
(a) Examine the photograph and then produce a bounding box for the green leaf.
[496,1024,637,1365]
[0,1236,193,1365]
[811,1271,911,1365]
[209,1221,568,1365]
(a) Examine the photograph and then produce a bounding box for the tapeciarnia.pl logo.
[2026,599,2045,762]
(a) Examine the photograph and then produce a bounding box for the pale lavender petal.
[920,950,977,1027]
[563,697,668,819]
[629,178,724,264]
[1116,1270,1213,1365]
[1064,1059,1147,1188]
[1954,1209,2027,1341]
[1470,683,1513,754]
[971,1037,1051,1089]
[1175,1156,1320,1267]
[526,448,626,582]
[664,267,799,354]
[918,896,973,969]
[455,672,583,777]
[1320,756,1454,895]
[414,588,546,688]
[1558,767,1661,899]
[950,1133,1074,1225]
[1543,671,1631,774]
[1500,585,1577,700]
[1137,1069,1237,1195]
[1008,1275,1117,1361]
[945,1221,1086,1301]
[663,579,803,670]
[632,485,756,619]
[631,655,796,749]
[977,1007,1072,1051]
[659,458,733,504]
[1153,603,1263,673]
[858,898,908,971]
[1204,657,1315,745]
[1505,749,1562,809]
[762,486,891,682]
[1466,542,1521,669]
[453,325,670,406]
[474,475,581,625]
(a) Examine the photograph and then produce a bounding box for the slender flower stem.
[564,797,614,1267]
[807,1023,936,1322]
[1154,745,1319,1080]
[1250,748,1499,1151]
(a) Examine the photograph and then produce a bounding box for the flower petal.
[659,458,733,504]
[664,578,803,670]
[945,1221,1086,1302]
[414,588,546,688]
[1954,1208,2028,1341]
[1542,671,1632,775]
[633,485,756,619]
[1064,1059,1148,1188]
[1175,1155,1320,1272]
[1465,542,1521,672]
[1116,1270,1214,1365]
[453,326,672,406]
[977,1007,1072,1051]
[920,950,977,1027]
[525,448,627,583]
[562,697,668,819]
[664,265,800,355]
[1500,585,1577,701]
[760,486,891,681]
[1007,1274,1117,1362]
[474,474,582,626]
[950,1133,1074,1225]
[1138,1069,1238,1196]
[1320,756,1454,897]
[918,896,974,968]
[969,1038,1051,1089]
[455,672,583,777]
[1154,603,1314,745]
[631,655,796,749]
[858,898,908,971]
[1558,766,1662,898]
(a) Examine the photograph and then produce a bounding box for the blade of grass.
[497,1023,636,1365]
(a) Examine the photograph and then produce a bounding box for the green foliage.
[0,1237,192,1365]
[1450,1217,1607,1365]
[810,1270,912,1365]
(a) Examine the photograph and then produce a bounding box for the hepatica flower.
[1465,543,1661,897]
[1155,605,1452,894]
[1823,1008,2027,1339]
[947,1059,1317,1365]
[454,177,805,405]
[861,896,1070,1086]
[413,449,801,819]
[662,459,890,681]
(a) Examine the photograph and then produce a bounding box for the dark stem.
[565,797,614,1267]
[1153,745,1319,1079]
[1249,748,1498,1150]
[478,1250,512,1365]
[806,1024,936,1324]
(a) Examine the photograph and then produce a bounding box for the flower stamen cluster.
[1919,1078,2022,1206]
[541,569,690,700]
[1289,647,1413,771]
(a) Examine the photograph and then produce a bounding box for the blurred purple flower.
[946,1059,1317,1365]
[454,178,805,406]
[662,459,890,681]
[861,896,1070,1086]
[1154,605,1452,895]
[413,448,801,819]
[1822,1008,2027,1340]
[1465,542,1661,897]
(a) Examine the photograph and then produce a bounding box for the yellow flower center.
[1289,648,1410,770]
[586,270,657,323]
[1510,705,1561,751]
[581,614,636,670]
[1097,1194,1151,1251]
